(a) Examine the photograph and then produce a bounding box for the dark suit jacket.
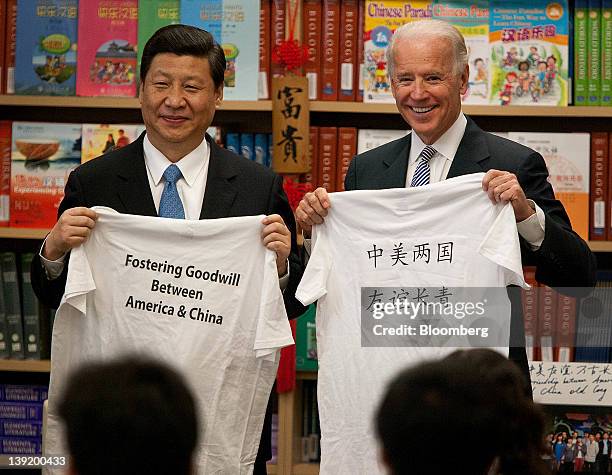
[345,116,597,383]
[31,132,307,461]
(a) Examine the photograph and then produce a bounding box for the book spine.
[355,0,364,101]
[320,0,340,101]
[271,0,286,80]
[254,133,268,166]
[20,253,43,359]
[608,132,612,240]
[3,0,16,94]
[306,126,318,188]
[0,402,43,421]
[0,0,6,94]
[259,0,271,99]
[318,127,337,191]
[575,0,589,105]
[302,0,322,100]
[339,0,357,101]
[225,132,239,155]
[590,132,608,240]
[336,127,356,191]
[2,252,23,359]
[0,120,10,227]
[602,0,612,105]
[0,384,48,403]
[555,293,576,362]
[588,0,602,105]
[538,285,557,362]
[521,267,539,361]
[0,420,42,437]
[239,133,254,161]
[0,436,41,454]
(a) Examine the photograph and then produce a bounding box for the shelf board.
[0,227,48,239]
[293,463,320,475]
[0,359,50,372]
[297,371,317,380]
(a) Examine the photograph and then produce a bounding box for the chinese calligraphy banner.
[272,74,310,173]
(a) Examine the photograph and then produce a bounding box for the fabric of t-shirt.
[44,207,293,475]
[295,173,526,475]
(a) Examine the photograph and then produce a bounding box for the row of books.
[0,384,47,455]
[299,380,320,463]
[0,252,52,361]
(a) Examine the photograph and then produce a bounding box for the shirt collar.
[143,134,209,187]
[410,113,468,163]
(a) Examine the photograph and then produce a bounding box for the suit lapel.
[115,135,158,217]
[200,136,238,219]
[447,117,490,178]
[377,133,411,189]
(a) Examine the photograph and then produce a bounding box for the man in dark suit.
[31,24,305,474]
[296,19,595,386]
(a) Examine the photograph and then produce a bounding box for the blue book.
[0,402,44,421]
[0,437,42,455]
[14,0,78,95]
[0,385,48,403]
[254,133,267,166]
[267,133,273,168]
[225,133,239,155]
[240,133,254,161]
[0,421,43,437]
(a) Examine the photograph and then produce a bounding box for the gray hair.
[387,20,468,79]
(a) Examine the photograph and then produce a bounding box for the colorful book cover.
[507,132,590,240]
[489,1,569,106]
[137,0,180,79]
[574,0,589,105]
[75,0,138,97]
[3,0,17,94]
[363,1,433,103]
[433,1,489,104]
[14,0,78,96]
[10,122,81,228]
[0,120,11,226]
[587,0,602,105]
[357,129,409,154]
[81,124,144,162]
[296,304,317,371]
[180,0,259,100]
[602,0,612,106]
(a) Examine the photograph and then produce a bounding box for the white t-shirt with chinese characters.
[44,207,293,475]
[295,173,526,475]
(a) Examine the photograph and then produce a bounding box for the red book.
[302,0,322,100]
[306,126,319,188]
[0,120,10,226]
[521,266,539,362]
[590,132,608,240]
[339,0,358,101]
[0,0,6,94]
[3,0,16,94]
[355,0,364,101]
[555,293,576,362]
[318,127,337,191]
[336,127,356,191]
[271,0,286,81]
[538,285,557,362]
[320,0,340,101]
[259,0,271,99]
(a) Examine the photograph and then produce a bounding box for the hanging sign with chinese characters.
[272,74,310,173]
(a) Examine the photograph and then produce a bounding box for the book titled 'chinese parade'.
[10,122,81,228]
[489,1,569,106]
[180,0,259,100]
[14,0,78,95]
[76,0,138,97]
[363,1,433,103]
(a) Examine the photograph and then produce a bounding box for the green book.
[137,0,180,78]
[588,0,602,105]
[575,0,589,105]
[20,253,50,360]
[2,252,23,359]
[602,0,612,105]
[296,305,317,372]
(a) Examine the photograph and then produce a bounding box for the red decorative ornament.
[272,39,309,72]
[283,177,313,211]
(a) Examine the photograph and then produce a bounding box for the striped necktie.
[159,164,185,219]
[410,145,436,187]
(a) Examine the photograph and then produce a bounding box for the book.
[339,0,358,101]
[259,0,271,99]
[306,126,318,188]
[10,121,81,228]
[240,133,254,161]
[589,132,608,240]
[20,253,50,360]
[0,437,42,454]
[0,384,48,403]
[363,1,432,103]
[433,0,489,104]
[225,132,239,155]
[303,0,322,100]
[271,0,285,82]
[81,124,144,162]
[3,0,17,94]
[588,0,602,105]
[296,304,317,371]
[0,0,7,93]
[555,292,576,362]
[321,0,340,101]
[254,133,268,167]
[336,127,356,191]
[0,420,43,437]
[357,129,409,154]
[521,266,539,362]
[602,0,612,105]
[1,252,22,359]
[355,0,365,101]
[507,132,590,241]
[14,0,78,96]
[0,120,11,226]
[0,402,44,421]
[75,0,138,97]
[181,0,259,100]
[574,0,589,105]
[489,0,569,106]
[538,285,557,362]
[137,0,180,79]
[318,127,337,191]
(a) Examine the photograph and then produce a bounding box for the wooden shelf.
[0,359,50,372]
[0,227,48,239]
[296,371,317,380]
[292,463,320,475]
[266,463,277,474]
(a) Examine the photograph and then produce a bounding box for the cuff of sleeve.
[279,259,290,292]
[39,237,67,280]
[516,200,545,250]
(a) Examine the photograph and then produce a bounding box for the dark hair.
[58,356,199,475]
[376,349,548,475]
[140,24,226,88]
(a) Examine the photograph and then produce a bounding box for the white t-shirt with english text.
[44,207,293,475]
[296,173,526,475]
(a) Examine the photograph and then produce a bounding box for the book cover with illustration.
[10,122,81,228]
[433,1,490,104]
[137,0,179,77]
[489,1,569,106]
[76,0,138,97]
[507,132,589,240]
[14,0,78,96]
[81,124,144,162]
[363,1,433,103]
[180,0,259,100]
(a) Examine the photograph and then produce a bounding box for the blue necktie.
[410,145,436,187]
[159,164,185,219]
